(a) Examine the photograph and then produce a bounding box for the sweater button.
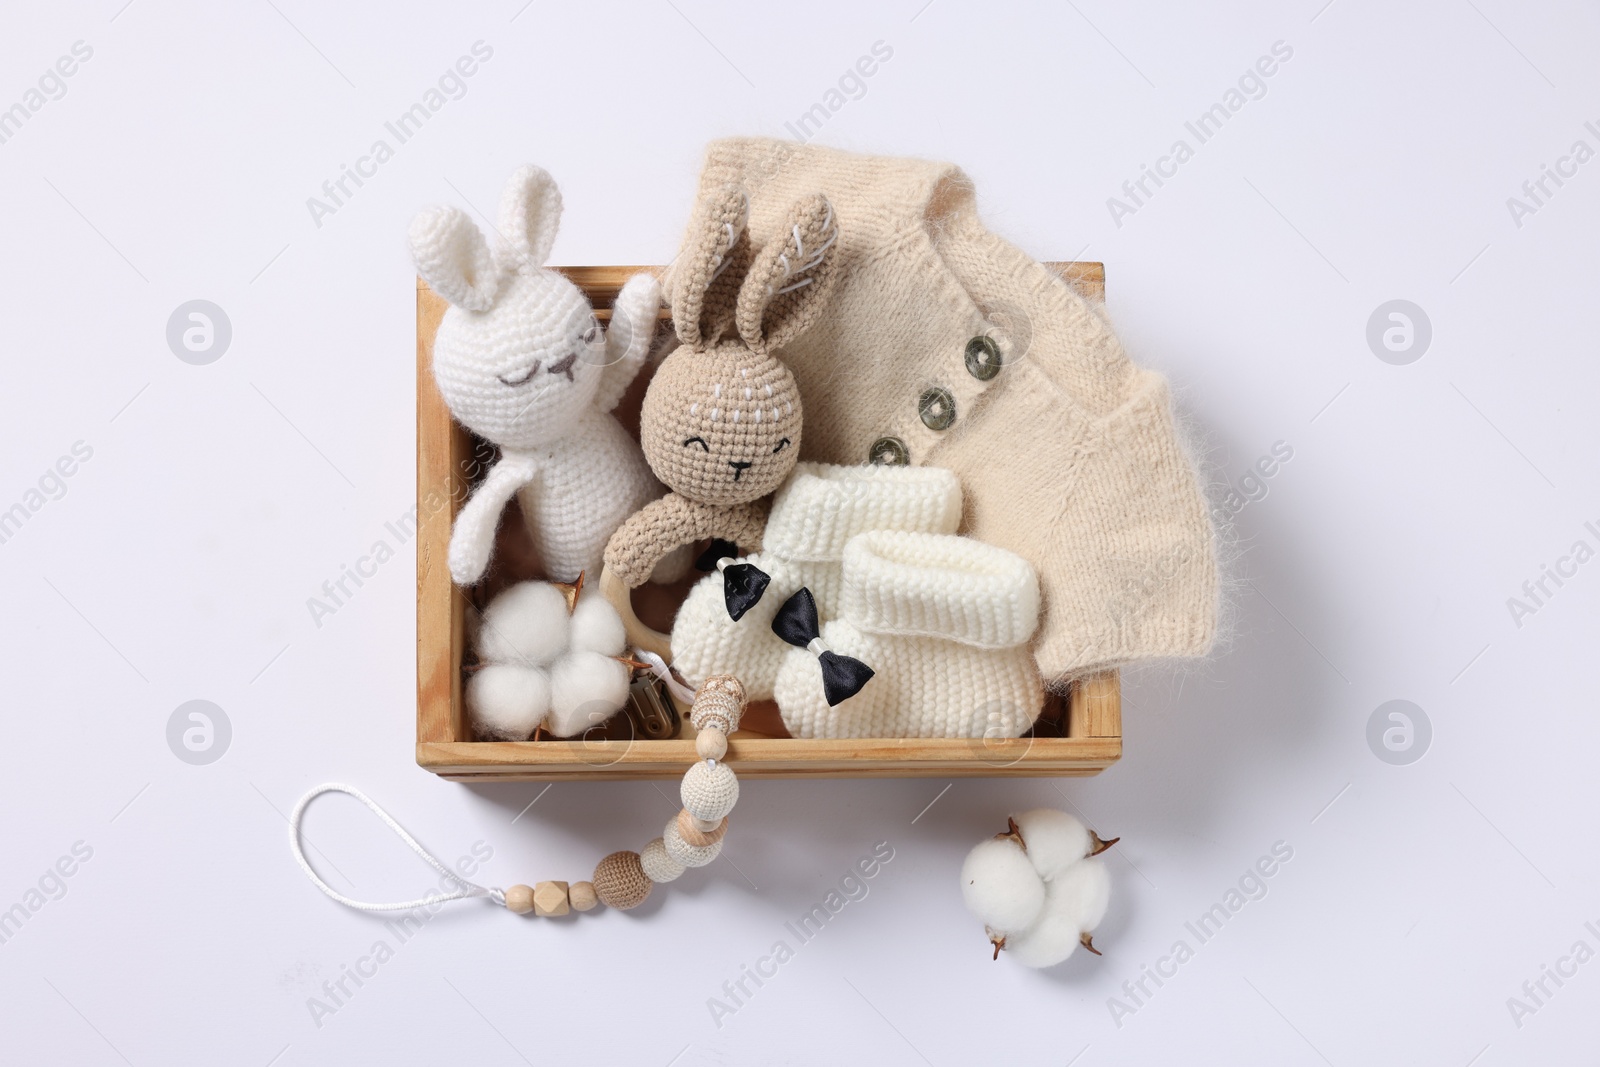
[964,335,1002,380]
[868,436,909,466]
[919,387,956,430]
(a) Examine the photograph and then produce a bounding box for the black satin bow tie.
[771,588,875,707]
[696,539,769,622]
[695,539,741,571]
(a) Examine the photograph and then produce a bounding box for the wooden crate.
[416,264,1121,781]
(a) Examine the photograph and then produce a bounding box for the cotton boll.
[1004,881,1084,968]
[466,664,551,740]
[477,582,570,666]
[569,592,626,656]
[1054,856,1111,932]
[960,837,1046,932]
[1012,808,1091,879]
[545,651,630,737]
[1005,858,1112,967]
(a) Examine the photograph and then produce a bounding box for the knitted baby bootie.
[670,463,962,698]
[773,530,1045,739]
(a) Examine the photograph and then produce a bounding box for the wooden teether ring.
[598,565,673,661]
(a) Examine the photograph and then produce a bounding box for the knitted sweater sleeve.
[604,495,767,589]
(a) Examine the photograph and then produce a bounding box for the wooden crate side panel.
[417,283,464,744]
[1067,671,1121,739]
[417,735,1120,780]
[416,264,1119,773]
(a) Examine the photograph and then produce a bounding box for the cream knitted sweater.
[671,140,1218,679]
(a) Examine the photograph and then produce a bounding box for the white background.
[2,1,1596,1063]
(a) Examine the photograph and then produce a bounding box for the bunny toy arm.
[603,495,767,590]
[448,452,538,585]
[592,273,662,415]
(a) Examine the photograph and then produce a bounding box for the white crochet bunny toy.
[410,164,663,585]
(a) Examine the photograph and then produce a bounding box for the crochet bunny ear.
[498,164,563,269]
[735,194,839,355]
[409,205,501,312]
[670,184,752,349]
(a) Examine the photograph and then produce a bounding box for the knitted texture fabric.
[672,140,1218,679]
[640,345,804,507]
[604,187,838,588]
[411,164,663,584]
[639,839,684,883]
[774,532,1044,739]
[602,496,767,589]
[841,530,1040,649]
[688,675,746,734]
[669,463,963,696]
[663,816,722,868]
[592,850,652,910]
[680,760,740,821]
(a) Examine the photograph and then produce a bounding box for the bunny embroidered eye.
[684,436,710,451]
[497,361,540,386]
[547,352,578,382]
[773,437,791,454]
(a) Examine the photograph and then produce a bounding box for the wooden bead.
[592,850,652,910]
[504,884,535,915]
[690,814,722,832]
[677,809,727,846]
[533,880,570,917]
[695,728,727,760]
[569,881,598,912]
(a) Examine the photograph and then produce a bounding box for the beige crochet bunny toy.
[410,164,662,585]
[602,186,838,608]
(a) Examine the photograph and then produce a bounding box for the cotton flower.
[466,576,633,739]
[959,809,1118,967]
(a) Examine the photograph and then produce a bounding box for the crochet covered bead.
[689,675,746,735]
[640,838,685,883]
[680,760,740,822]
[592,850,652,910]
[663,816,722,868]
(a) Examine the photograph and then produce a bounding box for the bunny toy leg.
[448,453,538,586]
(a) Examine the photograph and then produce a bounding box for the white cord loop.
[633,647,699,705]
[290,783,505,912]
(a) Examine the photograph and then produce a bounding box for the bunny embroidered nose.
[728,460,753,480]
[547,352,578,381]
